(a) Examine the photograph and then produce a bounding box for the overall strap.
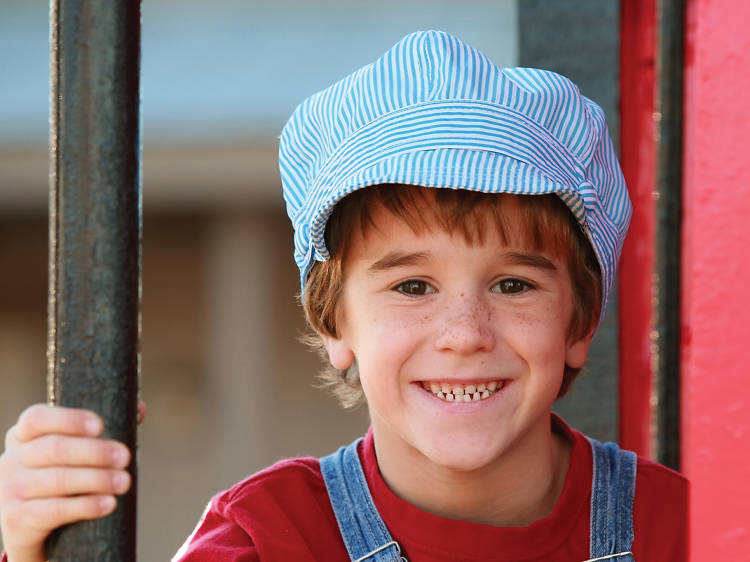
[320,439,406,562]
[586,437,637,562]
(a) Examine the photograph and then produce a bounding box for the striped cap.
[279,30,631,319]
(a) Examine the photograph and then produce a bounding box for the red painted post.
[681,0,750,557]
[618,0,656,458]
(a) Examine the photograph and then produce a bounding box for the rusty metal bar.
[652,0,685,470]
[47,1,141,560]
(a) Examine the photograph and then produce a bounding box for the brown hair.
[302,184,601,408]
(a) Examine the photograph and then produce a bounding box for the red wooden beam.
[681,0,750,556]
[618,0,657,458]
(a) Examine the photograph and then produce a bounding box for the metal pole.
[47,1,141,560]
[652,0,685,470]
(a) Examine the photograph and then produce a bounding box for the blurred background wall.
[0,1,619,558]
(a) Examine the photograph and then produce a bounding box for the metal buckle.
[353,540,408,562]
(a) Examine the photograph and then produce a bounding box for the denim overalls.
[321,437,636,562]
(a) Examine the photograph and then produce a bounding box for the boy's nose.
[434,297,495,355]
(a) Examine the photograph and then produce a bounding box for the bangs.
[325,184,584,262]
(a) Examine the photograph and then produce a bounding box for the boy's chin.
[415,433,516,474]
[429,451,503,473]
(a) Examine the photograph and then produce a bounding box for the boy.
[0,30,686,561]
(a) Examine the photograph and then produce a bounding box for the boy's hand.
[0,404,140,562]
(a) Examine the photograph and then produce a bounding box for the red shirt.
[174,417,687,561]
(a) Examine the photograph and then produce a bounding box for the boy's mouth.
[420,380,506,402]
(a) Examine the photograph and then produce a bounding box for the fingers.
[9,404,103,445]
[4,466,130,500]
[7,402,146,447]
[30,494,118,528]
[1,494,117,544]
[20,435,130,469]
[0,404,135,561]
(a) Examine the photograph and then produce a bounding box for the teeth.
[422,381,506,403]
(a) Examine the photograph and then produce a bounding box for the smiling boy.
[317,187,591,526]
[0,30,686,562]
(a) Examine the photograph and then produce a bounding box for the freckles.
[512,311,536,327]
[511,302,563,329]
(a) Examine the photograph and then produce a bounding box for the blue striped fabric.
[279,30,631,320]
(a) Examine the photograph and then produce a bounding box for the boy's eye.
[493,279,531,295]
[395,280,435,296]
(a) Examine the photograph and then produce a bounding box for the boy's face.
[323,197,592,474]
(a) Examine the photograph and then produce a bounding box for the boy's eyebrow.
[367,251,431,273]
[366,250,557,273]
[505,251,558,271]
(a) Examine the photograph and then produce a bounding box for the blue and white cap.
[279,30,631,317]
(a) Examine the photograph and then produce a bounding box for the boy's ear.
[322,334,355,370]
[565,329,595,370]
